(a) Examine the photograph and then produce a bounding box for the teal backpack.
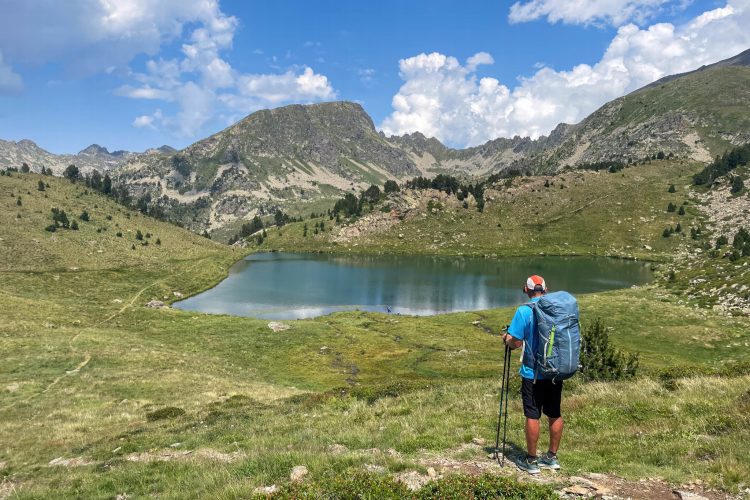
[524,291,581,382]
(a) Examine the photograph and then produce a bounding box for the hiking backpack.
[524,291,581,382]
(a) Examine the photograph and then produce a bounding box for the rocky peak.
[79,144,111,156]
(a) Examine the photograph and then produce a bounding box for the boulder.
[290,465,308,483]
[268,322,290,332]
[146,300,165,309]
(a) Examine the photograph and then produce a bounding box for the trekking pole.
[500,343,512,467]
[494,343,511,463]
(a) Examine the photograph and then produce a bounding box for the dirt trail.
[2,258,207,412]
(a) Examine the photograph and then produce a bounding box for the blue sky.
[0,0,747,153]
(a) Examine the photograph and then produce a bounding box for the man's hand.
[502,332,523,350]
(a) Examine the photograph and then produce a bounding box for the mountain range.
[2,48,749,232]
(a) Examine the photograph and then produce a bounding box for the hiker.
[501,275,564,474]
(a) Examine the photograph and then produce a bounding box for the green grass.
[2,170,750,497]
[261,161,700,261]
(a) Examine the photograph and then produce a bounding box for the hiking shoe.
[515,455,541,475]
[539,452,561,470]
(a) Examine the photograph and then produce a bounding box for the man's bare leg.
[525,418,540,456]
[548,416,563,454]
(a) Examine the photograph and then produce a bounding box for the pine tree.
[731,176,744,194]
[16,197,21,206]
[79,210,90,222]
[71,221,79,230]
[37,180,45,191]
[668,184,676,193]
[678,205,685,216]
[135,230,144,240]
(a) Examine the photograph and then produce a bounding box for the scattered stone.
[48,457,94,467]
[112,447,122,454]
[564,484,592,496]
[173,291,183,298]
[364,464,387,474]
[426,467,438,479]
[319,346,330,354]
[327,444,348,455]
[471,437,486,446]
[268,322,290,332]
[457,349,469,355]
[290,465,308,483]
[169,442,182,448]
[394,471,430,491]
[253,485,278,496]
[673,491,709,500]
[386,448,401,458]
[112,298,123,304]
[115,494,130,500]
[145,300,165,309]
[5,383,19,393]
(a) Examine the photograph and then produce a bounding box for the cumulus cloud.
[0,0,337,138]
[508,0,674,26]
[0,49,22,93]
[381,1,750,147]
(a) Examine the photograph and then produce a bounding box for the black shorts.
[521,378,563,419]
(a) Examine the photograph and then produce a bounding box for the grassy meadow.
[1,169,750,498]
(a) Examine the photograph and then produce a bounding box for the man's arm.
[503,308,526,350]
[502,332,523,350]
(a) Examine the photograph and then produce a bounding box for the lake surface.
[174,253,653,320]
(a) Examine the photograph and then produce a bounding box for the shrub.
[732,176,745,194]
[155,238,161,245]
[135,230,143,241]
[37,180,45,191]
[146,407,185,422]
[384,180,400,193]
[44,224,57,232]
[79,210,89,221]
[662,228,671,238]
[16,197,21,206]
[716,235,728,248]
[116,231,122,237]
[678,205,685,216]
[580,318,638,382]
[70,221,79,230]
[20,163,30,173]
[668,184,676,193]
[667,202,676,212]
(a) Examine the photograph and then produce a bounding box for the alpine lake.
[174,252,654,320]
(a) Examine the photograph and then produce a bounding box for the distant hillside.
[0,140,138,175]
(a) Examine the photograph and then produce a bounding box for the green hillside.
[2,168,750,497]
[262,160,700,261]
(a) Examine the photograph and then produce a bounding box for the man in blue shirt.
[501,275,563,474]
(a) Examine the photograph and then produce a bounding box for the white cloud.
[0,49,22,93]
[0,0,337,138]
[381,1,750,147]
[466,52,494,71]
[508,0,674,26]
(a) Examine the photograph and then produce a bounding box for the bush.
[732,176,745,194]
[16,197,21,206]
[662,228,671,238]
[667,202,676,212]
[79,210,89,222]
[116,232,122,237]
[135,230,143,241]
[37,180,45,191]
[716,235,728,248]
[678,205,685,216]
[580,318,638,382]
[384,180,400,193]
[146,406,185,421]
[668,184,676,193]
[70,221,79,230]
[44,224,57,232]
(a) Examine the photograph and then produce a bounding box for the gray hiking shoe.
[539,452,561,470]
[515,455,541,475]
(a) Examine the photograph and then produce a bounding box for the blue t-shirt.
[507,297,541,380]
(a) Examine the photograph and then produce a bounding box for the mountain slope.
[118,102,423,230]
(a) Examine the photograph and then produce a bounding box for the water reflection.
[173,252,653,320]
